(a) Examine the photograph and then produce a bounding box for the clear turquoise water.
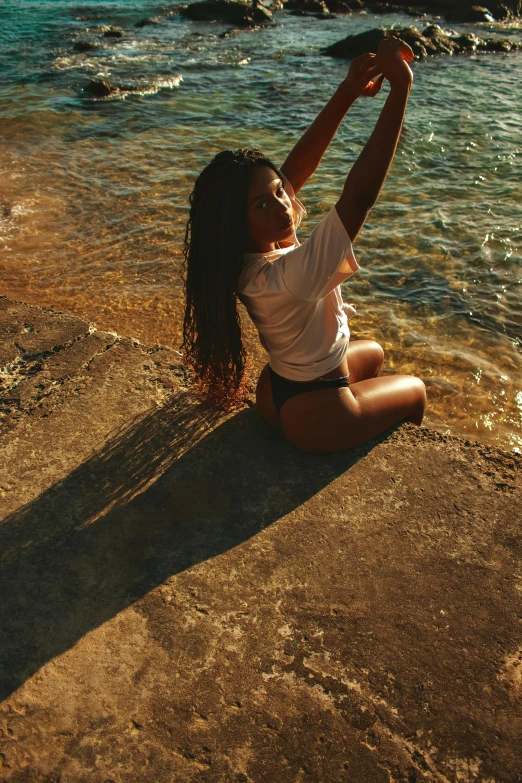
[1,0,521,449]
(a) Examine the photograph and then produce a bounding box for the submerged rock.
[346,0,519,22]
[323,25,521,59]
[82,79,116,98]
[325,0,354,11]
[367,1,426,15]
[135,16,163,27]
[73,40,98,52]
[454,31,481,51]
[286,0,332,15]
[482,35,515,50]
[176,0,520,22]
[180,0,273,26]
[102,26,124,38]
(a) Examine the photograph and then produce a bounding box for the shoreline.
[1,294,521,781]
[2,4,521,455]
[1,289,519,453]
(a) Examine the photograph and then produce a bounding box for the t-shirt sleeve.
[276,205,359,302]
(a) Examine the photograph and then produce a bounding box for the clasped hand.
[343,35,414,100]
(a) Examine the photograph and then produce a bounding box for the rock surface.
[102,26,124,38]
[445,4,495,21]
[177,0,521,22]
[324,24,521,58]
[180,0,273,27]
[82,78,117,98]
[356,0,520,21]
[287,0,333,16]
[1,296,521,782]
[135,16,163,27]
[72,39,98,52]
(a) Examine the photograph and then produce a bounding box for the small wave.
[52,54,100,71]
[82,74,183,100]
[111,53,172,64]
[124,75,184,97]
[140,75,183,92]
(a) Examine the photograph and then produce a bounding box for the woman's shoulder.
[238,243,298,296]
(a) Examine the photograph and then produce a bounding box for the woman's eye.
[258,201,267,209]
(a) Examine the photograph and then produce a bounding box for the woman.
[182,36,426,453]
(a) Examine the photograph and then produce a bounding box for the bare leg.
[255,339,425,451]
[255,340,384,428]
[343,339,384,383]
[280,375,426,453]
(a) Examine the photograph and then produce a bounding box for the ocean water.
[0,0,521,450]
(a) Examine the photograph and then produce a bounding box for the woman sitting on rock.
[182,36,426,453]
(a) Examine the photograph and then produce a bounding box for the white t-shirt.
[237,202,359,382]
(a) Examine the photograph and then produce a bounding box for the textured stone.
[361,0,521,21]
[180,0,273,27]
[0,297,520,782]
[324,25,521,60]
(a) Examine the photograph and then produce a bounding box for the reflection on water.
[0,1,521,450]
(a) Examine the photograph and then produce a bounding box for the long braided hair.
[181,148,281,408]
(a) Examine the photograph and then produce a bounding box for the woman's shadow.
[0,391,381,701]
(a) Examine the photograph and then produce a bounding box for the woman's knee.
[406,376,427,423]
[364,339,384,369]
[372,341,385,373]
[348,339,384,383]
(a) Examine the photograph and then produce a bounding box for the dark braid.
[181,148,281,408]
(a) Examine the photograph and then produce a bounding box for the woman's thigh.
[346,340,384,383]
[280,374,426,453]
[254,340,383,426]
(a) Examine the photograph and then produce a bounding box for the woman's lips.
[280,214,293,229]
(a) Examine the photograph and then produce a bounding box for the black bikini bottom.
[269,366,350,413]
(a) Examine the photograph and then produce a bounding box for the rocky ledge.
[68,0,522,54]
[1,295,521,782]
[325,23,521,58]
[180,0,274,27]
[175,0,521,25]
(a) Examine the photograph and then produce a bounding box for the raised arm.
[280,54,383,195]
[336,36,414,245]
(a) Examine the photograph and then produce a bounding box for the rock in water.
[354,0,520,22]
[323,25,521,59]
[286,0,331,15]
[324,27,387,59]
[483,36,515,51]
[367,1,425,15]
[180,0,273,26]
[445,4,495,21]
[83,79,116,98]
[102,26,123,38]
[135,17,163,27]
[325,0,353,12]
[73,40,98,52]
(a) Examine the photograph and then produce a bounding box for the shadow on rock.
[0,390,379,700]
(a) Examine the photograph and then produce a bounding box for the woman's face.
[246,164,295,253]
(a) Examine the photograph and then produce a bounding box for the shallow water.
[1,0,521,450]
